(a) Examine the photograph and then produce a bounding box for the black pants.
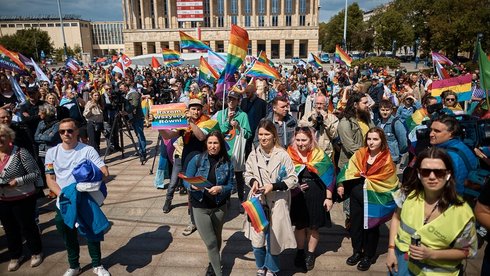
[235,171,245,202]
[349,184,380,258]
[87,121,102,153]
[0,196,42,259]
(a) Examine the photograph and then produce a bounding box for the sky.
[0,0,391,23]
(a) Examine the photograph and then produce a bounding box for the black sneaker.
[346,252,363,266]
[162,200,172,213]
[305,251,316,271]
[205,263,215,276]
[357,256,372,271]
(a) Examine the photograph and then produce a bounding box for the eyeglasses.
[58,129,75,135]
[445,98,456,102]
[418,168,448,178]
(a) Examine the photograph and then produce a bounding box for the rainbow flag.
[258,51,274,67]
[162,48,182,67]
[432,52,453,66]
[287,147,335,191]
[308,53,322,69]
[431,74,472,102]
[335,45,352,67]
[216,24,249,96]
[242,197,269,233]
[199,56,219,87]
[179,31,211,51]
[245,60,281,80]
[337,147,399,229]
[0,44,25,72]
[406,108,429,132]
[178,173,213,188]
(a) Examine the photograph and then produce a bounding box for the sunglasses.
[445,98,456,102]
[418,168,448,178]
[58,129,75,135]
[295,126,311,132]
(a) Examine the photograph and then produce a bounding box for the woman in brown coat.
[244,119,298,276]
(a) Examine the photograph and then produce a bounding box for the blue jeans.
[252,230,280,273]
[387,247,409,276]
[132,118,147,156]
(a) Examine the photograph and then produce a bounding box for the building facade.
[91,21,125,57]
[122,0,319,60]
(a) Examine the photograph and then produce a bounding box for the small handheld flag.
[65,58,81,74]
[178,173,213,188]
[199,56,219,87]
[242,197,269,233]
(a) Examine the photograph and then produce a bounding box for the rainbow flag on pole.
[199,56,219,87]
[242,197,269,233]
[335,45,352,67]
[162,48,182,67]
[308,52,323,69]
[179,31,211,51]
[337,147,398,229]
[431,74,472,102]
[245,60,281,80]
[258,51,274,67]
[287,147,335,191]
[216,24,249,96]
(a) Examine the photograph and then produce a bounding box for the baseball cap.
[228,92,241,99]
[188,98,203,107]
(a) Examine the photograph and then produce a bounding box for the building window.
[218,16,224,27]
[71,23,78,27]
[216,41,224,52]
[230,0,238,14]
[231,15,237,25]
[150,0,155,28]
[56,23,61,27]
[204,17,210,27]
[285,0,294,14]
[257,0,266,15]
[24,24,31,28]
[0,24,7,28]
[40,23,46,27]
[8,24,14,27]
[163,0,168,27]
[258,15,265,27]
[191,21,198,28]
[216,0,224,15]
[245,16,251,27]
[272,16,278,26]
[286,15,292,26]
[271,0,280,15]
[244,0,252,14]
[63,23,69,27]
[248,42,252,56]
[16,24,22,28]
[203,0,210,27]
[178,21,185,28]
[299,0,306,14]
[48,23,54,27]
[299,15,306,26]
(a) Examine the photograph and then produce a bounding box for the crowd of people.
[0,57,489,276]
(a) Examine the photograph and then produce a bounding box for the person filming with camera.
[119,83,147,161]
[299,94,339,160]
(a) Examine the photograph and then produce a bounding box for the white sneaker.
[7,256,23,272]
[30,254,43,267]
[63,267,81,276]
[93,265,111,276]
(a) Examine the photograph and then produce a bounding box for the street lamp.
[414,38,420,69]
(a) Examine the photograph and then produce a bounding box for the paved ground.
[0,129,484,275]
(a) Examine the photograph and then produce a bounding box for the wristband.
[388,245,395,249]
[326,197,333,200]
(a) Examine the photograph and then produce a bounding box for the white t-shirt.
[45,143,105,207]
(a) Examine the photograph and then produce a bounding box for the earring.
[446,175,451,181]
[417,173,421,179]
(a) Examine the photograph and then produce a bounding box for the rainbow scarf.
[246,60,281,80]
[179,31,211,51]
[199,56,219,87]
[335,45,352,67]
[406,108,428,132]
[216,24,249,96]
[308,52,323,69]
[337,147,399,229]
[162,48,182,67]
[287,147,335,192]
[242,197,269,233]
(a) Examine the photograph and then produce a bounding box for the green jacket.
[216,107,252,139]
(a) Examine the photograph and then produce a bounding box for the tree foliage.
[352,57,401,69]
[0,28,53,60]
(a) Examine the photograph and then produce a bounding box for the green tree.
[0,28,53,60]
[53,46,76,62]
[320,3,371,52]
[370,5,414,52]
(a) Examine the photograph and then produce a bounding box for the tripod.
[103,111,145,165]
[149,134,163,175]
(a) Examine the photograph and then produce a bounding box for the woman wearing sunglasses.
[386,147,477,275]
[337,127,399,271]
[287,126,335,271]
[441,90,463,115]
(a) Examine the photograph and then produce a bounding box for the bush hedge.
[352,57,401,69]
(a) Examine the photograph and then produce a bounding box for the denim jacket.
[378,115,408,163]
[183,153,235,205]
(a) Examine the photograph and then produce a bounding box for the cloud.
[0,0,122,21]
[319,0,391,22]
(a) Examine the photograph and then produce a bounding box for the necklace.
[424,200,440,225]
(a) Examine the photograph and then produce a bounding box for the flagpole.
[230,60,257,90]
[222,83,226,125]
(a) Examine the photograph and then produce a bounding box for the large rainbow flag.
[287,147,335,191]
[0,44,25,72]
[179,31,211,51]
[258,51,274,67]
[242,197,269,233]
[199,56,219,87]
[216,24,249,96]
[162,48,182,67]
[245,60,281,80]
[335,45,352,67]
[431,74,472,102]
[308,52,322,69]
[337,147,398,229]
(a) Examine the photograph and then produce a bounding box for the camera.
[308,113,324,131]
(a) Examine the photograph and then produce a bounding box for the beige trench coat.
[243,146,298,255]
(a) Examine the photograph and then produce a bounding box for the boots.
[305,251,316,271]
[162,199,172,213]
[294,249,306,270]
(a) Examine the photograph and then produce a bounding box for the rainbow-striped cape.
[337,147,399,229]
[287,147,335,192]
